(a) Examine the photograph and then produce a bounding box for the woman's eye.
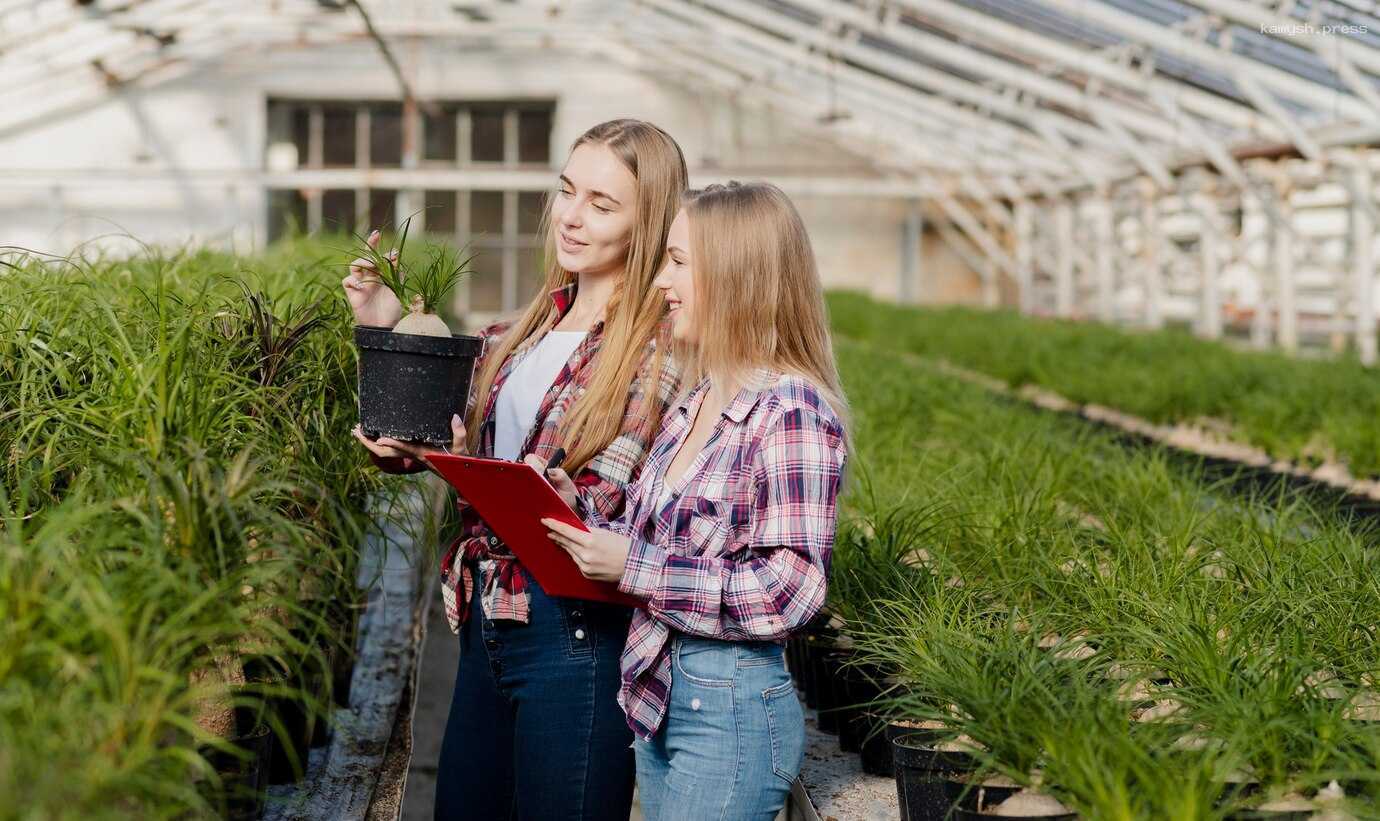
[559,188,574,198]
[593,204,612,214]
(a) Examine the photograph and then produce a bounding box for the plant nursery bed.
[262,489,432,821]
[796,708,900,821]
[857,341,1380,527]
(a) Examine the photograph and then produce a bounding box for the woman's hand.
[540,518,631,583]
[524,455,578,508]
[342,228,405,328]
[354,414,467,475]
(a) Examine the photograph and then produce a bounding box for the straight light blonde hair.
[466,119,687,471]
[680,181,849,435]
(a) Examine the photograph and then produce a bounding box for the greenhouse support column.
[1140,182,1164,329]
[398,95,420,229]
[1015,199,1034,314]
[1353,161,1377,365]
[1198,185,1223,340]
[1274,179,1298,353]
[1055,198,1075,317]
[900,198,922,304]
[1095,191,1114,323]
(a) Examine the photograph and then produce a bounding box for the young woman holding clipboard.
[542,182,849,821]
[345,119,685,821]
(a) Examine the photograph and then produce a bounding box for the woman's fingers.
[353,425,402,457]
[367,227,381,250]
[376,436,422,459]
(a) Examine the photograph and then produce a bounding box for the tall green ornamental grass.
[831,338,1380,816]
[827,291,1380,477]
[0,236,419,818]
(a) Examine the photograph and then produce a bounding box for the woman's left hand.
[541,518,631,582]
[372,414,467,475]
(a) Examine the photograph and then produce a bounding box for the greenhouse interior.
[6,0,1380,819]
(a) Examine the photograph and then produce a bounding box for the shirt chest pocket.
[678,472,750,554]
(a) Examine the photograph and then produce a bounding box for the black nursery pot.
[355,325,483,445]
[891,727,976,821]
[945,773,1021,815]
[200,705,273,821]
[244,652,324,785]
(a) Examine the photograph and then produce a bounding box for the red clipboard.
[424,452,642,608]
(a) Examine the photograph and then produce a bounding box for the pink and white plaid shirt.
[372,283,677,633]
[583,370,848,740]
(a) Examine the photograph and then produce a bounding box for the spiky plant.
[348,215,475,337]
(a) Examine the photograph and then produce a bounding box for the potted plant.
[350,217,484,444]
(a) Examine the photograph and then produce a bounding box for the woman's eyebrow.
[558,175,623,207]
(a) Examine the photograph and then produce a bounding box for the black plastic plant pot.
[891,728,976,821]
[946,774,1021,814]
[354,325,483,445]
[201,705,273,821]
[952,806,1077,821]
[814,649,850,735]
[859,714,895,777]
[243,654,317,785]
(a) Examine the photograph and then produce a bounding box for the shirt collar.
[677,368,778,425]
[549,283,578,317]
[548,282,606,334]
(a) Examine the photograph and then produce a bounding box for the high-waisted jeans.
[633,636,804,821]
[433,567,635,821]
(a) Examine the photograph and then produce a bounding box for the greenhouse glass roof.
[6,0,1380,193]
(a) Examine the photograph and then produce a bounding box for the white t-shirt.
[493,330,587,462]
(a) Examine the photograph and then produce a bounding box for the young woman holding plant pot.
[542,182,850,820]
[346,119,686,821]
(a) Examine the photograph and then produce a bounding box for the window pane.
[468,246,504,312]
[518,109,551,164]
[519,247,546,302]
[369,104,402,167]
[267,189,308,244]
[471,109,505,163]
[368,189,397,232]
[322,106,357,167]
[293,107,311,165]
[518,191,546,235]
[424,107,457,162]
[265,102,309,170]
[470,190,505,235]
[322,189,356,234]
[424,190,457,235]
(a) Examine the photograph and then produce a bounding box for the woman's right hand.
[342,228,405,328]
[525,455,578,509]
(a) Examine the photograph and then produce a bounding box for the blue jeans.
[433,567,635,821]
[633,636,804,821]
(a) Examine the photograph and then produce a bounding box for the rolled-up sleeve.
[619,407,846,640]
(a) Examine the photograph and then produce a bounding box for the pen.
[544,448,566,471]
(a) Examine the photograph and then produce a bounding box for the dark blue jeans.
[434,566,635,821]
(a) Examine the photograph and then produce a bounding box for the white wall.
[0,39,976,303]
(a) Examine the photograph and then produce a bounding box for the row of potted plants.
[812,337,1380,819]
[0,237,428,818]
[827,291,1380,480]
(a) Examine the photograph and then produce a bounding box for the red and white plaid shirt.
[583,370,848,740]
[374,283,677,632]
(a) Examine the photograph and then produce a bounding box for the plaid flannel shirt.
[582,370,848,740]
[373,283,677,632]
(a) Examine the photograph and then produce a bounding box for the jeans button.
[690,698,701,711]
[574,628,586,640]
[571,609,583,620]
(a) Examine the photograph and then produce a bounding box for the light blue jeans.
[634,636,804,821]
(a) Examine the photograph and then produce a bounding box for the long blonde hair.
[466,119,687,471]
[681,181,849,434]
